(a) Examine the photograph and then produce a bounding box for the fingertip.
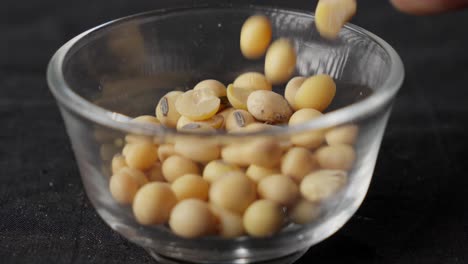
[391,0,468,15]
[390,0,434,15]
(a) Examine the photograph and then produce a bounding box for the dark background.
[1,0,468,263]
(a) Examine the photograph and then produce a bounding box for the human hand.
[390,0,468,14]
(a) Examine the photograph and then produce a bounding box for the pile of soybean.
[108,14,358,239]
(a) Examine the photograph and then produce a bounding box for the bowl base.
[144,247,308,264]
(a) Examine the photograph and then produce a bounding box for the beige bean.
[178,122,217,133]
[126,116,160,143]
[132,115,160,125]
[258,174,299,206]
[125,142,158,170]
[289,109,325,149]
[284,76,306,110]
[133,182,178,225]
[161,155,200,183]
[174,137,220,163]
[157,144,175,163]
[315,0,357,39]
[210,205,245,238]
[265,38,297,84]
[316,144,356,170]
[233,72,272,91]
[247,90,293,123]
[281,147,318,183]
[122,143,132,157]
[226,84,255,110]
[218,107,236,122]
[279,139,294,152]
[225,109,256,131]
[124,134,153,144]
[209,173,256,214]
[175,89,221,121]
[193,79,227,97]
[109,173,140,205]
[146,162,164,182]
[300,170,347,202]
[289,200,321,225]
[176,115,224,130]
[176,116,199,131]
[240,15,272,59]
[294,74,336,112]
[221,138,282,168]
[109,174,140,205]
[117,167,148,186]
[325,125,359,145]
[156,91,183,128]
[230,122,275,133]
[243,200,284,237]
[171,174,210,201]
[111,154,127,174]
[109,168,148,203]
[169,199,216,238]
[203,160,242,183]
[246,165,280,182]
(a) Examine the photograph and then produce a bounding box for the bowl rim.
[47,4,404,137]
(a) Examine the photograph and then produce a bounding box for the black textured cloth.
[1,0,468,263]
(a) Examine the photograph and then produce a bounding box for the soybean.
[233,72,272,91]
[111,154,127,174]
[226,84,255,110]
[289,200,321,225]
[265,38,297,84]
[315,0,357,39]
[133,182,178,225]
[281,147,318,183]
[174,137,220,163]
[246,165,280,182]
[247,90,292,123]
[221,138,282,168]
[294,74,336,112]
[316,144,356,170]
[193,79,227,97]
[157,144,175,162]
[132,115,160,125]
[210,205,245,238]
[124,134,153,144]
[176,115,224,130]
[171,174,210,201]
[225,110,256,131]
[169,199,216,238]
[284,76,306,110]
[162,155,200,183]
[289,109,325,149]
[117,167,148,186]
[156,91,183,128]
[203,160,242,183]
[175,89,221,121]
[109,173,140,205]
[124,142,158,170]
[300,170,347,202]
[325,125,359,145]
[240,15,272,59]
[243,200,284,237]
[146,163,165,182]
[258,174,299,206]
[209,173,256,214]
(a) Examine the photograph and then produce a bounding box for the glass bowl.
[47,5,404,264]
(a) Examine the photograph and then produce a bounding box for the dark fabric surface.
[1,0,468,263]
